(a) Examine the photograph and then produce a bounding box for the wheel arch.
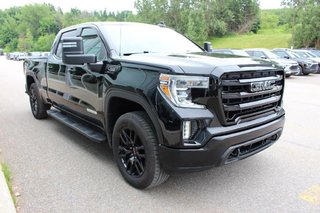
[104,89,163,148]
[26,74,37,92]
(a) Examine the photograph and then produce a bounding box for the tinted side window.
[81,28,106,61]
[55,30,78,58]
[246,51,254,57]
[274,51,287,58]
[253,51,267,58]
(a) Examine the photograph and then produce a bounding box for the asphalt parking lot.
[0,56,319,212]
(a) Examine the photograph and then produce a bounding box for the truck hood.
[292,57,316,64]
[119,53,275,75]
[269,58,298,66]
[308,57,320,63]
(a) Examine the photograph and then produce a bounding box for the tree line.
[0,0,319,52]
[0,4,136,52]
[0,0,260,52]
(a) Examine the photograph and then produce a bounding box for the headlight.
[159,74,209,108]
[278,64,286,69]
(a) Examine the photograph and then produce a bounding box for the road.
[0,56,319,212]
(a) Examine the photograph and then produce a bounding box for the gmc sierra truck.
[25,22,285,189]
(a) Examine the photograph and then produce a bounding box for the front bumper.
[284,65,299,76]
[304,63,319,74]
[159,115,285,174]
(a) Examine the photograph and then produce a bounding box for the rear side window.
[55,29,78,58]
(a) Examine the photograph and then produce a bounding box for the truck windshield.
[100,24,203,56]
[264,50,280,59]
[292,51,310,58]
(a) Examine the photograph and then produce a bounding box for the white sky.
[0,0,282,12]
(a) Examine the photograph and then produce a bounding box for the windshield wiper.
[123,51,151,56]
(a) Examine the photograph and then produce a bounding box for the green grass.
[1,163,16,206]
[208,29,292,49]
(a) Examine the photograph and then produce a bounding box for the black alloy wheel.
[112,111,169,189]
[118,128,146,177]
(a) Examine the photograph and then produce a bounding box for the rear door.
[46,29,80,111]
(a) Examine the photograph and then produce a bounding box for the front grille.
[311,64,319,71]
[219,70,284,125]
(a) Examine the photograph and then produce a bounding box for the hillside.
[208,29,292,49]
[206,8,293,49]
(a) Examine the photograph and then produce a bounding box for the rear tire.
[112,111,169,189]
[29,83,50,119]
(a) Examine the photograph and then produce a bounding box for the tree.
[18,30,33,51]
[33,34,56,51]
[283,0,320,48]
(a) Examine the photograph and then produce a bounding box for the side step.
[47,109,106,143]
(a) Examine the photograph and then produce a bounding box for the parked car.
[309,49,320,57]
[24,22,285,189]
[211,49,250,57]
[300,48,320,57]
[272,48,319,75]
[16,52,29,61]
[7,52,19,60]
[292,50,320,73]
[244,48,299,77]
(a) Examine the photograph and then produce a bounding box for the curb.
[0,164,17,213]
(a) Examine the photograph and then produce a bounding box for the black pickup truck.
[25,22,285,189]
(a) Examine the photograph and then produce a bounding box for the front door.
[63,27,107,125]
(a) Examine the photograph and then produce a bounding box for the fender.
[25,67,50,105]
[25,72,39,93]
[104,88,164,147]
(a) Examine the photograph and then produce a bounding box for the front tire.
[29,83,50,119]
[297,65,303,76]
[112,111,169,189]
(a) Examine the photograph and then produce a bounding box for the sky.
[0,0,282,12]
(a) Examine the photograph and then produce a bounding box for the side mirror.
[260,56,267,59]
[62,37,97,65]
[204,42,212,52]
[284,56,290,59]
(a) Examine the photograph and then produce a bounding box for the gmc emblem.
[250,81,275,92]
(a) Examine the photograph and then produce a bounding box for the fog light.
[182,121,191,140]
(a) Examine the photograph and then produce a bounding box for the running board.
[47,109,106,143]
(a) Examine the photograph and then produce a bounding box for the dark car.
[24,22,285,189]
[245,48,299,77]
[291,50,320,73]
[272,48,319,75]
[300,48,320,57]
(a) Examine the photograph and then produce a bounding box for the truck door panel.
[47,29,79,108]
[63,27,106,125]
